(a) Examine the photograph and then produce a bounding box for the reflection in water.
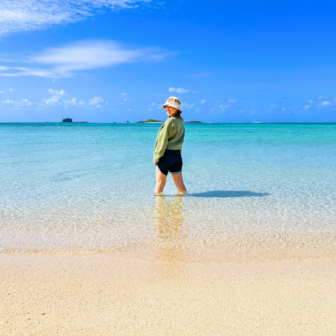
[154,194,186,272]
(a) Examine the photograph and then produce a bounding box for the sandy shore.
[1,250,336,335]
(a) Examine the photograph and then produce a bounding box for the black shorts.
[156,149,183,176]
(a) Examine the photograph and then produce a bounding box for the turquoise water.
[1,123,336,257]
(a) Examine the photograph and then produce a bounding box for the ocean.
[1,122,336,260]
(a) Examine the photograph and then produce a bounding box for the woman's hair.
[173,110,184,121]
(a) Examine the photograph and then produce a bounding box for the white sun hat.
[162,96,182,111]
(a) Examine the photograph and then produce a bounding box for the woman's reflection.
[154,194,186,269]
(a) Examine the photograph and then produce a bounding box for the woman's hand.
[153,160,157,165]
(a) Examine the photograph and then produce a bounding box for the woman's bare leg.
[171,172,187,194]
[154,166,167,195]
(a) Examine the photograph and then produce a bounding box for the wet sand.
[1,251,336,335]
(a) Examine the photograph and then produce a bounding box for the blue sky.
[0,0,336,122]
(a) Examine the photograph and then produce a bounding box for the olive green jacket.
[153,117,185,163]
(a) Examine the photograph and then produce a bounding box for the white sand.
[1,250,336,335]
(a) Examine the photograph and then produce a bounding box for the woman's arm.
[153,121,171,163]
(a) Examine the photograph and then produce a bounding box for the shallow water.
[1,123,336,259]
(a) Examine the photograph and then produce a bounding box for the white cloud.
[201,99,206,104]
[183,103,195,110]
[271,104,276,109]
[303,105,311,110]
[41,88,66,105]
[169,87,190,94]
[0,66,9,70]
[48,88,65,95]
[0,0,153,36]
[1,67,54,78]
[321,101,330,106]
[2,98,32,106]
[120,93,128,101]
[0,90,4,93]
[79,101,86,106]
[151,102,162,109]
[64,98,77,106]
[89,96,104,105]
[220,105,229,109]
[9,88,13,92]
[228,99,236,103]
[0,40,171,78]
[42,95,60,105]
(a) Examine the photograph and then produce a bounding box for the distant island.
[185,121,202,123]
[137,119,164,123]
[61,118,88,123]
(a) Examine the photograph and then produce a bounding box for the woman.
[153,96,187,195]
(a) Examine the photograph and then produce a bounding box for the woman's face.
[164,106,178,117]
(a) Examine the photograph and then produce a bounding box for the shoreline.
[2,230,336,263]
[1,251,336,335]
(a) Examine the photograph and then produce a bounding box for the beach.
[2,0,336,332]
[1,252,336,335]
[1,123,336,334]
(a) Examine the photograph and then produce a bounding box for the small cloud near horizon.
[183,102,195,110]
[41,88,66,105]
[49,88,65,95]
[63,98,78,107]
[169,87,190,94]
[2,99,32,107]
[89,96,104,106]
